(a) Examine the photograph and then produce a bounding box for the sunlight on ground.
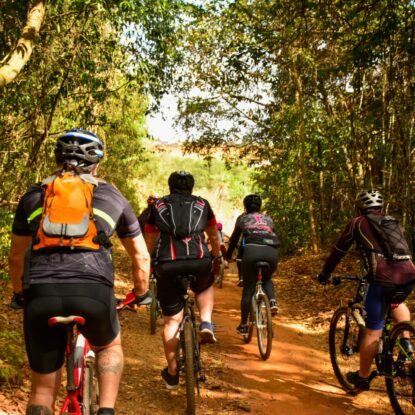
[279,320,326,335]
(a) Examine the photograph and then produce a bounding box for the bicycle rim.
[256,294,273,360]
[183,320,196,415]
[386,321,415,415]
[149,278,158,335]
[82,361,99,415]
[329,306,362,391]
[243,298,255,344]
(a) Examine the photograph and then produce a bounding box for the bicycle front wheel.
[82,360,99,415]
[149,277,158,335]
[255,294,273,360]
[329,306,363,391]
[243,299,255,344]
[386,321,415,415]
[183,320,196,415]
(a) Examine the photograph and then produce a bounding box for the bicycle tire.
[329,306,362,391]
[183,320,196,415]
[385,320,415,415]
[256,294,273,360]
[149,277,158,335]
[217,258,224,289]
[82,360,99,415]
[243,298,255,344]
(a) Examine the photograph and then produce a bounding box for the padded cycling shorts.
[155,258,213,316]
[24,283,120,374]
[364,282,415,330]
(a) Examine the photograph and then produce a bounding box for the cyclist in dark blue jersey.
[9,129,151,415]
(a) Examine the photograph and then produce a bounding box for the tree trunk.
[0,0,46,88]
[290,60,319,255]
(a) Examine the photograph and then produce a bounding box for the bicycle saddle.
[177,275,196,290]
[48,315,86,327]
[255,261,270,270]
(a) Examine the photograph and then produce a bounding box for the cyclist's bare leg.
[359,328,383,378]
[163,310,183,375]
[195,285,214,322]
[392,302,412,338]
[92,333,123,409]
[27,368,62,414]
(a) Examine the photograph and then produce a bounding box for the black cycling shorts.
[155,258,213,316]
[24,283,120,374]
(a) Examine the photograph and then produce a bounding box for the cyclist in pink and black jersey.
[225,194,280,335]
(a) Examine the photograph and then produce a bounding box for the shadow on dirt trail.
[115,257,391,415]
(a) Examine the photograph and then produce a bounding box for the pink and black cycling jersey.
[226,212,279,259]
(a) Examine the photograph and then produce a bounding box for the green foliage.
[0,330,25,385]
[0,209,13,268]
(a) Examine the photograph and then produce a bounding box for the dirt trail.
[115,260,391,415]
[0,255,393,414]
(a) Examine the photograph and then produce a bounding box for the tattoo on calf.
[96,347,123,375]
[26,405,52,415]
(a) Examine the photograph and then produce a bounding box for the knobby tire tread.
[183,320,196,415]
[243,298,255,344]
[82,362,98,415]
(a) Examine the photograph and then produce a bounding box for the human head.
[243,194,262,213]
[55,128,104,171]
[216,222,223,231]
[147,194,158,205]
[355,189,384,212]
[168,171,195,195]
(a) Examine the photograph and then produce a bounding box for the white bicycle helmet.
[355,189,383,210]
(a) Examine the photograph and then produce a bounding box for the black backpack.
[153,194,209,260]
[365,213,412,262]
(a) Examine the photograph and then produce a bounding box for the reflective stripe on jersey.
[93,208,116,229]
[27,208,43,223]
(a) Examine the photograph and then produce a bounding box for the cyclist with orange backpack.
[9,129,150,415]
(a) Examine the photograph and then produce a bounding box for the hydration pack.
[32,172,100,251]
[365,213,412,262]
[153,194,209,260]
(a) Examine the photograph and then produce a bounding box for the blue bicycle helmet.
[55,128,104,167]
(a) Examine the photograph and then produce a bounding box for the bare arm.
[8,234,32,293]
[120,234,150,296]
[205,225,220,257]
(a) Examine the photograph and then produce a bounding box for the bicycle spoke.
[329,307,361,391]
[256,295,273,360]
[386,321,415,415]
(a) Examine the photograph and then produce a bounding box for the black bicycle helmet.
[243,194,262,213]
[355,189,384,211]
[168,171,195,192]
[55,128,104,167]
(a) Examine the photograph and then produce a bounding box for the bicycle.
[176,274,206,415]
[215,255,225,289]
[149,272,162,334]
[328,275,415,415]
[48,315,98,415]
[240,260,273,360]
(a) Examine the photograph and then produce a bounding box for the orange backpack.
[32,171,100,251]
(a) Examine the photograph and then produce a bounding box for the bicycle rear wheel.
[255,294,273,360]
[216,257,224,289]
[329,306,363,391]
[386,321,415,415]
[82,359,99,415]
[243,298,255,344]
[183,320,196,415]
[149,276,159,335]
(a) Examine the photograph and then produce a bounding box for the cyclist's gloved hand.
[317,272,330,285]
[117,289,152,310]
[10,292,24,309]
